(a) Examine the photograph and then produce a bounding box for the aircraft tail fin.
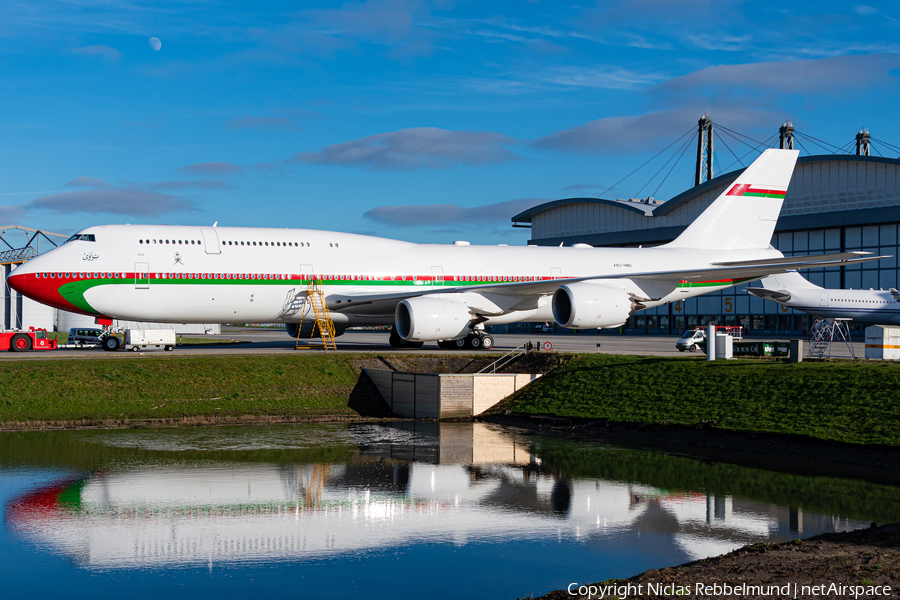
[663,148,799,250]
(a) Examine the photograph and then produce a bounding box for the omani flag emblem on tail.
[664,148,798,251]
[726,183,787,198]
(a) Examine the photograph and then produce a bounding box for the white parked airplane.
[747,271,900,325]
[7,149,883,350]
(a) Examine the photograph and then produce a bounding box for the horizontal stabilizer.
[746,288,792,302]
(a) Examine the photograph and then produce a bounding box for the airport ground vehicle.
[676,329,706,352]
[0,327,58,352]
[68,327,104,347]
[101,329,176,352]
[676,326,743,352]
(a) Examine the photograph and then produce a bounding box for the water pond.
[1,422,898,599]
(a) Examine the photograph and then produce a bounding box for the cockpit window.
[66,234,96,243]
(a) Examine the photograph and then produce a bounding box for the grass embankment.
[0,355,363,424]
[493,355,900,447]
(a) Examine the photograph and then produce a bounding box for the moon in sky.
[149,37,162,51]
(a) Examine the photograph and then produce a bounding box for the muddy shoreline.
[0,414,391,432]
[483,413,900,485]
[533,523,900,599]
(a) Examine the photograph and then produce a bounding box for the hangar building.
[511,123,900,336]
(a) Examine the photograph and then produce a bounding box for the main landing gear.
[389,326,493,351]
[437,332,494,351]
[389,328,424,349]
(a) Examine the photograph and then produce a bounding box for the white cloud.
[657,54,900,97]
[72,45,121,61]
[148,180,232,191]
[30,189,192,216]
[64,176,110,189]
[176,162,242,175]
[364,198,547,226]
[532,106,778,155]
[293,127,521,170]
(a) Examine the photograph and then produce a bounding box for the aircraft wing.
[745,288,792,302]
[329,251,883,308]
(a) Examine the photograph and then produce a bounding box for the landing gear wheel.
[389,331,408,348]
[10,333,31,352]
[437,340,453,349]
[102,336,121,352]
[407,341,424,349]
[466,334,482,350]
[480,335,494,350]
[452,338,467,349]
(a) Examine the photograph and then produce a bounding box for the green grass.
[0,355,361,422]
[493,354,900,447]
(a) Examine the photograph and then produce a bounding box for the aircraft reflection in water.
[6,423,863,570]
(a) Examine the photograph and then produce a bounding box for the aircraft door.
[300,264,314,283]
[135,262,149,289]
[819,292,829,306]
[432,266,443,287]
[201,228,221,255]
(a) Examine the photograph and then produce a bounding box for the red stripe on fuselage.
[6,273,96,316]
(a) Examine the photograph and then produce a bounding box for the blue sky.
[2,0,899,244]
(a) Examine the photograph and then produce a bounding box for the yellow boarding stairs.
[294,280,337,350]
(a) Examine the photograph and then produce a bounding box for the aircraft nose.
[7,267,29,295]
[8,268,42,300]
[7,266,74,313]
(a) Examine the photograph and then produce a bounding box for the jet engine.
[395,296,472,342]
[551,282,636,329]
[285,322,346,339]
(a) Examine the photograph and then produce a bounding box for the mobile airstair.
[807,318,855,359]
[295,280,337,350]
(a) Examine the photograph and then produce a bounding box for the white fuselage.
[10,224,779,326]
[770,287,900,325]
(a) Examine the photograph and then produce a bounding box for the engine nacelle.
[395,296,472,342]
[285,322,346,338]
[552,282,635,329]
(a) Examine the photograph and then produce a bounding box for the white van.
[676,329,706,352]
[68,327,104,347]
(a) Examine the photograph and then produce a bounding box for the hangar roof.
[513,155,900,246]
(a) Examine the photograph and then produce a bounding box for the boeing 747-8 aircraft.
[7,149,883,349]
[748,271,900,324]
